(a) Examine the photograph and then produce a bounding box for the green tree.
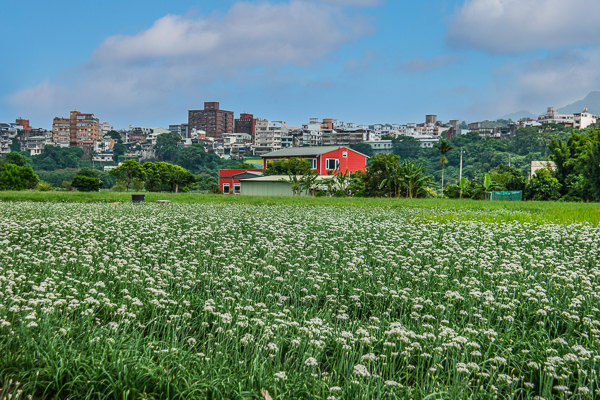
[525,169,561,201]
[392,136,421,159]
[363,153,401,197]
[1,152,28,167]
[70,168,103,192]
[30,145,83,170]
[350,142,374,158]
[155,132,182,162]
[9,138,20,153]
[173,144,211,173]
[398,159,434,199]
[264,158,311,176]
[434,139,454,195]
[109,159,146,192]
[166,164,196,193]
[71,175,102,192]
[299,169,319,196]
[0,163,39,190]
[585,132,600,201]
[113,143,126,165]
[490,164,527,192]
[142,162,168,192]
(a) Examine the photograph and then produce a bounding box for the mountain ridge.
[499,91,600,121]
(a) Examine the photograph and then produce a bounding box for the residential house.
[261,146,369,175]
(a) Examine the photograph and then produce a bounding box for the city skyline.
[2,0,600,129]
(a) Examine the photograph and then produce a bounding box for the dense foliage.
[0,163,39,190]
[70,168,103,192]
[264,158,312,176]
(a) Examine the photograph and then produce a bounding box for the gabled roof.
[261,146,369,158]
[231,171,263,179]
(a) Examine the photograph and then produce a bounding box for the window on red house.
[223,184,230,194]
[326,159,339,170]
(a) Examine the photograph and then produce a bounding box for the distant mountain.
[559,91,600,115]
[500,110,537,121]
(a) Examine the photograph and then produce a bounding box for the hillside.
[559,91,600,115]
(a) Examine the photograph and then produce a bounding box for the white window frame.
[223,183,230,194]
[342,151,348,158]
[326,158,339,170]
[306,158,317,169]
[233,183,241,195]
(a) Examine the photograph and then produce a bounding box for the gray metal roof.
[240,175,336,182]
[261,146,346,158]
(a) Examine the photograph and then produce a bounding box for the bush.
[209,186,223,194]
[37,181,53,191]
[111,181,127,192]
[525,169,561,201]
[71,175,103,192]
[0,164,39,190]
[315,191,325,197]
[333,189,346,198]
[62,181,73,191]
[353,190,366,198]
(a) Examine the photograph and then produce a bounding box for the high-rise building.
[188,102,234,139]
[52,110,99,147]
[235,113,257,136]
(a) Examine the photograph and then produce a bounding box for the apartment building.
[52,110,100,147]
[574,108,599,129]
[188,102,234,139]
[321,129,364,146]
[538,107,575,126]
[253,121,289,155]
[0,123,17,155]
[235,113,257,137]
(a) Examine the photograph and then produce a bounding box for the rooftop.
[262,146,352,158]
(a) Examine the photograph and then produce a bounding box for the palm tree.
[299,169,319,196]
[398,160,434,199]
[378,158,402,198]
[434,139,454,197]
[280,173,301,196]
[334,168,350,195]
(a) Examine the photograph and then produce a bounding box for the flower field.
[0,202,599,399]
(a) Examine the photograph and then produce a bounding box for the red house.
[261,146,369,175]
[219,169,263,194]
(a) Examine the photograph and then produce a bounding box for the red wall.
[317,148,367,175]
[262,147,367,174]
[219,169,263,194]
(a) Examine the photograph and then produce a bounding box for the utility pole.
[459,147,463,181]
[508,153,511,168]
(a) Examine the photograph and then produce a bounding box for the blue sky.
[2,0,600,129]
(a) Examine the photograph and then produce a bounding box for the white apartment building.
[0,123,17,155]
[574,108,599,129]
[253,121,289,155]
[99,122,113,134]
[301,118,323,147]
[538,107,575,126]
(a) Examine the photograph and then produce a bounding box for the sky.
[2,0,600,129]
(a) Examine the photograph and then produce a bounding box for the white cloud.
[313,0,382,5]
[397,55,458,73]
[8,1,373,127]
[464,48,600,119]
[447,0,600,53]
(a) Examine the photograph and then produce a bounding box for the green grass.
[1,190,599,225]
